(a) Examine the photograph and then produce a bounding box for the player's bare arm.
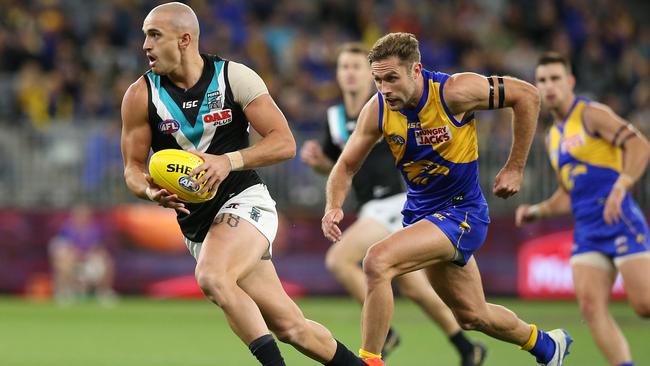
[322,96,382,242]
[443,72,541,199]
[121,77,189,214]
[516,140,571,226]
[191,93,296,194]
[584,103,650,224]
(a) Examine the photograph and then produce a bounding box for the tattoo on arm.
[215,213,241,227]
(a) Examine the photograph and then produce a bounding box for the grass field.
[1,296,648,366]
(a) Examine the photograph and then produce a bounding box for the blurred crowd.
[0,0,648,208]
[1,0,648,132]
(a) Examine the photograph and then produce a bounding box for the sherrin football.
[148,149,216,203]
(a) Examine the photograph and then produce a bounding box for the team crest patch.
[207,90,223,110]
[415,126,452,145]
[202,109,233,127]
[388,134,406,145]
[249,206,261,222]
[158,119,180,134]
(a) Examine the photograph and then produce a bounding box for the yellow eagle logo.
[402,160,450,185]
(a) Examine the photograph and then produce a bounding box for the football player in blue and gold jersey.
[322,33,571,366]
[302,42,486,365]
[517,52,650,366]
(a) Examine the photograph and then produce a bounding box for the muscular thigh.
[331,217,391,261]
[617,254,650,305]
[196,214,270,280]
[369,219,457,275]
[571,257,616,305]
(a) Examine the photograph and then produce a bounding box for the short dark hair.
[337,42,368,58]
[537,51,572,73]
[368,32,421,66]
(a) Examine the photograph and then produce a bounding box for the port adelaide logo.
[203,90,233,127]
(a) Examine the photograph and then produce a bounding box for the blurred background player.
[517,52,650,366]
[301,42,487,365]
[322,32,572,366]
[49,204,116,305]
[121,3,365,366]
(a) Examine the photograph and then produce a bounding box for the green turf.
[0,296,647,365]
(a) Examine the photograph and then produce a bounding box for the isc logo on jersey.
[415,126,452,146]
[203,109,233,127]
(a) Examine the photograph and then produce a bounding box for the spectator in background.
[49,205,116,305]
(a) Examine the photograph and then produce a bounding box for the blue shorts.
[404,199,490,266]
[573,198,650,259]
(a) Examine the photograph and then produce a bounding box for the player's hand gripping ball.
[148,149,217,203]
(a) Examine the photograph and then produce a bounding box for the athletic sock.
[617,363,634,366]
[449,331,475,357]
[521,325,556,364]
[325,340,366,366]
[249,334,285,366]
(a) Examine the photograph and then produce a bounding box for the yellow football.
[148,149,216,203]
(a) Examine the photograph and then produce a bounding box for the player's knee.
[630,300,650,318]
[362,247,392,282]
[324,245,350,275]
[195,270,235,308]
[577,297,605,321]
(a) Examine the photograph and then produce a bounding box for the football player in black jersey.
[121,3,365,366]
[301,43,487,366]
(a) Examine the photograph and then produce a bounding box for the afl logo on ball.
[158,119,180,134]
[178,176,199,193]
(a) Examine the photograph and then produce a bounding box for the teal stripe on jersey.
[337,105,350,143]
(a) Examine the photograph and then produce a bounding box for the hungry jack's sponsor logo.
[415,126,452,145]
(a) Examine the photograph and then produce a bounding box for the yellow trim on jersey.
[381,102,408,164]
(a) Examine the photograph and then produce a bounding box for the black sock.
[449,331,474,357]
[249,334,285,366]
[324,340,365,366]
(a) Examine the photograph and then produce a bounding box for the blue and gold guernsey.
[547,97,649,258]
[379,70,490,265]
[144,54,263,243]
